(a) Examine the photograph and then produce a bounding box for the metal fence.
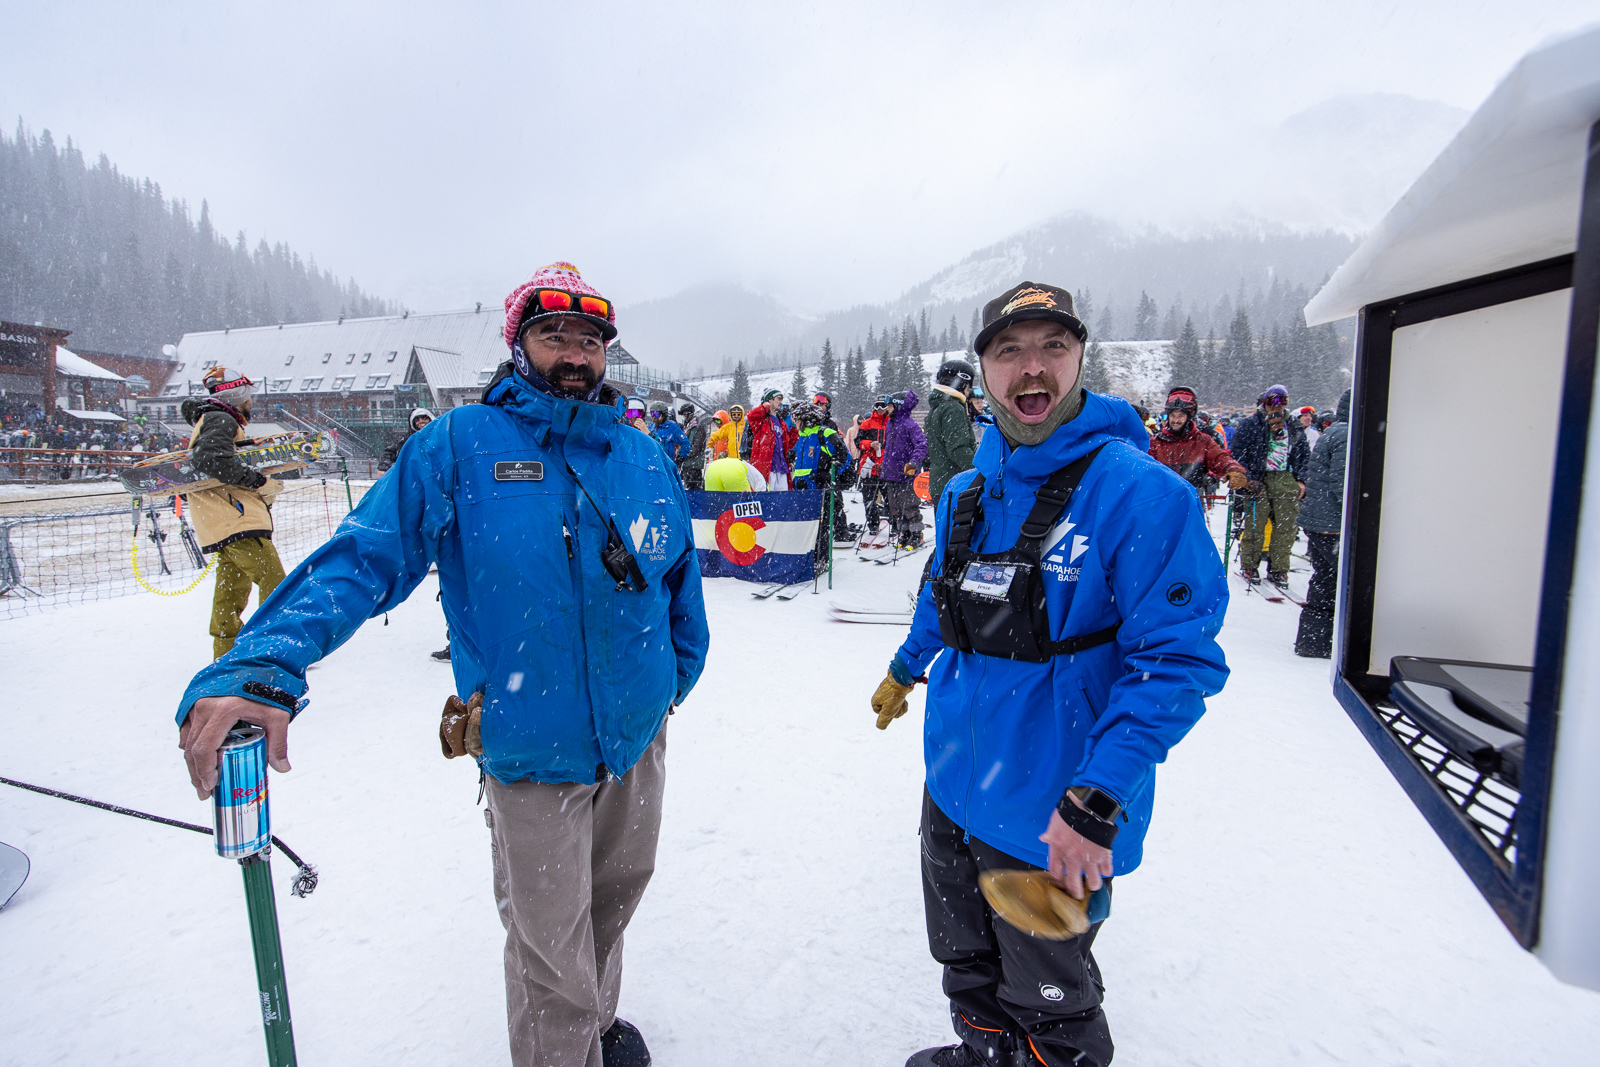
[0,478,371,622]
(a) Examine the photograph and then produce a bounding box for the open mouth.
[1015,391,1052,418]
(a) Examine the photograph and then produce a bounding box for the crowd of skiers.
[621,358,990,555]
[1143,380,1350,659]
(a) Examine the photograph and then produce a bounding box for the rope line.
[0,775,318,897]
[130,536,215,596]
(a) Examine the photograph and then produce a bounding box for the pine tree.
[1082,340,1111,394]
[790,361,808,401]
[1167,318,1201,393]
[969,307,982,350]
[1221,309,1255,403]
[1094,303,1116,342]
[842,346,871,418]
[1133,291,1160,341]
[818,338,837,396]
[1160,299,1182,341]
[1075,289,1095,333]
[729,360,752,409]
[874,340,898,395]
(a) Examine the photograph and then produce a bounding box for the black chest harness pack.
[930,445,1119,663]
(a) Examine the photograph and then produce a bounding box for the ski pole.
[827,474,834,591]
[1223,495,1234,570]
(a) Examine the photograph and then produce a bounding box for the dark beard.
[545,363,600,399]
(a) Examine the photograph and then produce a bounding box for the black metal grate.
[1375,702,1520,865]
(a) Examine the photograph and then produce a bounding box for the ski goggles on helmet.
[1165,389,1197,413]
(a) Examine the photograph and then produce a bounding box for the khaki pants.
[210,537,286,660]
[1239,470,1301,578]
[486,724,667,1067]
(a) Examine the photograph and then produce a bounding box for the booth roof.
[1305,26,1600,325]
[57,408,126,423]
[54,348,127,382]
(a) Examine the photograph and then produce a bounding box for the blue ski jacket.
[792,424,851,490]
[651,418,690,464]
[894,391,1229,873]
[177,371,710,786]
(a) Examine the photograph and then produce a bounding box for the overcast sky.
[5,1,1597,314]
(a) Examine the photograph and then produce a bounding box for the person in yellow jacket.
[708,404,745,462]
[181,367,286,659]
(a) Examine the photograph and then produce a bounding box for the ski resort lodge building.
[138,306,686,446]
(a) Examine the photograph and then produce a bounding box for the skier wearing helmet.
[1229,384,1311,588]
[176,261,707,1067]
[925,358,979,503]
[648,401,689,463]
[678,402,714,490]
[1148,387,1247,503]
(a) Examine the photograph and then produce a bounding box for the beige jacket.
[186,412,281,551]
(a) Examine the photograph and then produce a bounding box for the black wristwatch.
[1056,786,1122,849]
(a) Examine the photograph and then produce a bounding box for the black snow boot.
[906,1039,1027,1067]
[601,1017,651,1067]
[430,645,451,662]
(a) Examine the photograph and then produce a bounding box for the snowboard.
[0,842,28,910]
[119,431,335,498]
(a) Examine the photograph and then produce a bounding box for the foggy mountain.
[626,91,1469,376]
[626,217,1359,376]
[0,122,397,358]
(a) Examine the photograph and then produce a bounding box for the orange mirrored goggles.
[530,288,612,321]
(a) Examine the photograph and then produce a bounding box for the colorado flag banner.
[689,488,821,584]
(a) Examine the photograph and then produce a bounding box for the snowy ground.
[3,496,1600,1065]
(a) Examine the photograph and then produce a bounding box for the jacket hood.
[973,390,1149,485]
[180,397,248,428]
[892,389,920,419]
[927,386,965,414]
[1335,388,1351,424]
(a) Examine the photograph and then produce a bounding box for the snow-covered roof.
[54,347,126,382]
[169,307,508,396]
[56,407,126,422]
[1305,25,1600,325]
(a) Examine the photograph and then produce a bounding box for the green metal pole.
[827,475,834,590]
[1223,494,1235,571]
[240,853,298,1067]
[339,455,354,511]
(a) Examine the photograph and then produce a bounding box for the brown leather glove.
[872,673,915,730]
[1225,469,1248,491]
[903,463,918,478]
[440,692,484,758]
[979,869,1091,940]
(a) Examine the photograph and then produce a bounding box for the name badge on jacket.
[494,461,544,482]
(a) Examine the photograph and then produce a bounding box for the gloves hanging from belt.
[440,691,484,758]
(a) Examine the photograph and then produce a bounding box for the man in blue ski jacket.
[648,400,690,465]
[176,262,708,1067]
[871,281,1229,1067]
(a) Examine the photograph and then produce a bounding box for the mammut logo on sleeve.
[1040,983,1065,1001]
[494,461,544,481]
[1166,582,1192,606]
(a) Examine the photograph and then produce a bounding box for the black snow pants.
[921,791,1113,1066]
[1295,531,1340,658]
[861,476,885,532]
[885,478,924,545]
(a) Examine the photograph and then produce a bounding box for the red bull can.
[212,724,270,859]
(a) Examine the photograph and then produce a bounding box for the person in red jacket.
[1149,387,1248,499]
[746,389,799,490]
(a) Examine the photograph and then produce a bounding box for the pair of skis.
[827,599,914,625]
[750,581,808,601]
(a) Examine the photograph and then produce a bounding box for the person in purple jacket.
[879,389,929,548]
